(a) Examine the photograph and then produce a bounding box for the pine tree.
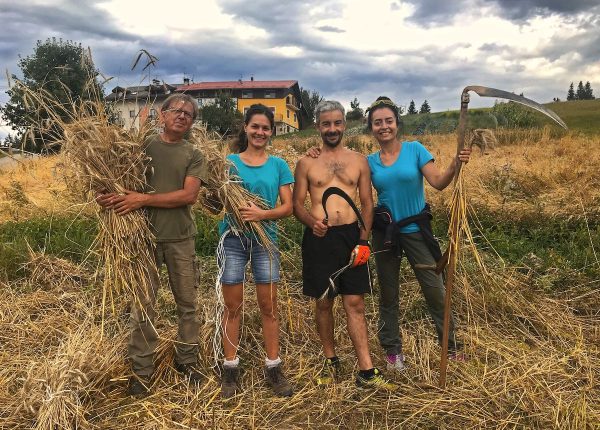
[419,100,431,114]
[567,82,575,101]
[576,81,585,100]
[407,100,417,115]
[584,81,594,100]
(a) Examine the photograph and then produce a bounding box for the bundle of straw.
[187,124,272,250]
[60,107,158,314]
[23,244,91,291]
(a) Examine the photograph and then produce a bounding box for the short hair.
[161,94,199,120]
[315,100,345,124]
[366,96,402,130]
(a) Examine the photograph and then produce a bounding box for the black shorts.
[302,222,371,298]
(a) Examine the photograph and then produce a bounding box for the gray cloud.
[0,0,595,140]
[316,25,345,33]
[490,0,600,20]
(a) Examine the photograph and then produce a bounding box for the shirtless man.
[293,100,397,390]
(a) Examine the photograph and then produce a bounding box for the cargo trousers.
[128,237,200,377]
[372,229,459,355]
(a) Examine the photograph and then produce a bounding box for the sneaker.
[355,368,399,392]
[316,357,341,386]
[221,366,240,399]
[175,362,204,385]
[264,364,293,397]
[127,374,150,397]
[448,351,468,362]
[385,353,406,372]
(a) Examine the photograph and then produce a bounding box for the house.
[105,80,179,129]
[176,79,306,135]
[107,78,307,135]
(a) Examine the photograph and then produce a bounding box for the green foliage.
[346,97,364,121]
[0,38,103,153]
[419,100,431,114]
[567,82,575,101]
[407,100,417,115]
[491,101,536,128]
[198,91,243,136]
[299,87,323,125]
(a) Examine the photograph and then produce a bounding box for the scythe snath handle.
[438,85,567,388]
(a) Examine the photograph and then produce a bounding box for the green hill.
[275,99,599,140]
[542,99,600,134]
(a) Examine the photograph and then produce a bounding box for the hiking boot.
[175,362,204,385]
[355,368,399,392]
[385,353,406,372]
[127,374,150,397]
[221,366,240,399]
[316,357,341,386]
[264,364,293,397]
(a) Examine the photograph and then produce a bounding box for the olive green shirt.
[145,134,208,242]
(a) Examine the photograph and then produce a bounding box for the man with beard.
[293,100,398,391]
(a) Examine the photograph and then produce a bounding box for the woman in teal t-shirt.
[218,104,294,398]
[366,97,471,371]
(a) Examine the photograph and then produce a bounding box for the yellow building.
[177,79,306,135]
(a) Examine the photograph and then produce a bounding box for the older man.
[97,94,208,396]
[293,100,397,391]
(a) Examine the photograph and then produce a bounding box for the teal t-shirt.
[219,154,294,242]
[367,141,434,234]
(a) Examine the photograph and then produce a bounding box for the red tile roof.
[176,80,297,91]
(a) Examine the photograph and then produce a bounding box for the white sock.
[265,356,282,368]
[224,357,239,368]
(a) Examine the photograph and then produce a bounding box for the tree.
[0,38,103,153]
[567,82,575,101]
[492,101,535,128]
[199,91,243,136]
[407,100,417,115]
[346,97,364,121]
[576,81,585,100]
[419,100,431,114]
[584,81,594,100]
[300,87,323,124]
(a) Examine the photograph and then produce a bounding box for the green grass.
[277,99,600,139]
[2,212,597,294]
[541,99,600,134]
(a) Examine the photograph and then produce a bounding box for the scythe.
[438,86,567,388]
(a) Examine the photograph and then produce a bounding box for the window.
[286,109,290,119]
[286,96,291,104]
[150,108,157,117]
[265,90,276,98]
[293,113,297,122]
[129,110,135,118]
[242,91,253,99]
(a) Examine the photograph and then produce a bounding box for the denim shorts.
[220,232,280,285]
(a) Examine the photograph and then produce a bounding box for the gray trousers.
[372,229,458,355]
[128,237,200,377]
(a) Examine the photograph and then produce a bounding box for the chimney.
[250,76,254,81]
[183,77,190,85]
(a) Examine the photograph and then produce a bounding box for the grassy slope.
[276,99,600,140]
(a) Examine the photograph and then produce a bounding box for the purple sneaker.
[385,353,406,372]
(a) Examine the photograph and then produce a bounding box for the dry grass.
[0,130,598,428]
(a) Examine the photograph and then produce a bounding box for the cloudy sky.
[1,0,599,138]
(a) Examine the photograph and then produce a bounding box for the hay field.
[0,130,599,429]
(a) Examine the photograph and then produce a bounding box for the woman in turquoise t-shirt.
[365,97,471,371]
[218,104,294,398]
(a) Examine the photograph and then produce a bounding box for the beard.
[322,132,343,147]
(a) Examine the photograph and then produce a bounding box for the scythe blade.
[465,85,568,129]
